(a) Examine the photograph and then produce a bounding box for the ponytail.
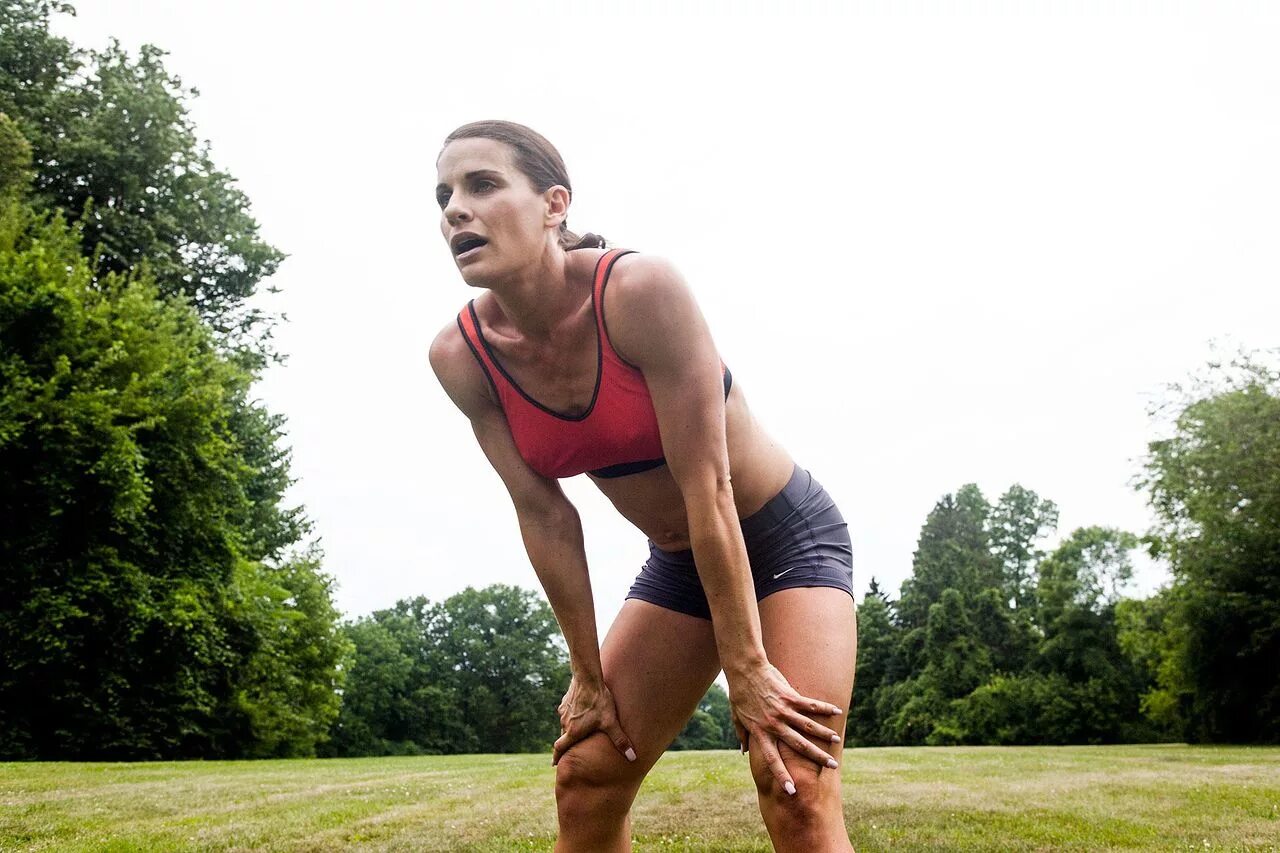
[560,227,607,251]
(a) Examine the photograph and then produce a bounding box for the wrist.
[722,650,770,683]
[570,660,605,685]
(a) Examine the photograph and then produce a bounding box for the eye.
[474,178,496,193]
[435,189,451,209]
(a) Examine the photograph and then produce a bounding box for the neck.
[489,242,577,340]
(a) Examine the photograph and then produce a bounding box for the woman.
[430,120,857,852]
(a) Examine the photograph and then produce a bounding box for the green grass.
[2,745,1278,851]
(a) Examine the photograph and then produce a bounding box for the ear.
[543,185,570,228]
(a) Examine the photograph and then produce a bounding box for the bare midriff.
[587,381,795,552]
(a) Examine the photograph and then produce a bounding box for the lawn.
[2,744,1277,851]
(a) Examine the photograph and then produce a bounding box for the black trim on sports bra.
[590,457,667,478]
[597,249,641,371]
[597,252,734,399]
[457,313,501,403]
[467,300,603,422]
[586,366,733,479]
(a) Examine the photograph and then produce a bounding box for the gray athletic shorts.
[625,464,855,620]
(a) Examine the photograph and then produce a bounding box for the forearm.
[685,484,769,679]
[517,507,604,682]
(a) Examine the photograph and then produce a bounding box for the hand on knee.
[753,763,828,815]
[555,732,647,821]
[750,747,843,841]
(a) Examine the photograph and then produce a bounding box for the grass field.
[2,744,1278,851]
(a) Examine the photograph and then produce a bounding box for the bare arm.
[604,255,843,790]
[428,321,635,763]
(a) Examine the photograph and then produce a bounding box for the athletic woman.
[430,120,857,852]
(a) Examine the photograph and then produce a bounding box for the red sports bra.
[456,249,731,480]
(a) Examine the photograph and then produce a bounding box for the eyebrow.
[435,169,503,193]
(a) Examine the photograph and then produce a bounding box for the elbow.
[516,497,580,536]
[680,467,737,523]
[678,461,734,505]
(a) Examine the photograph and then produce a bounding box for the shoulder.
[605,253,703,338]
[428,311,496,418]
[608,253,693,311]
[603,253,715,369]
[427,315,467,379]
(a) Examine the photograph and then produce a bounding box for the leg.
[554,599,721,852]
[750,587,857,853]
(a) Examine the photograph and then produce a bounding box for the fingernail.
[831,734,842,743]
[625,748,637,762]
[826,758,839,770]
[784,780,796,796]
[832,707,843,715]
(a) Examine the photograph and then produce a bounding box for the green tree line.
[848,354,1280,746]
[325,585,570,757]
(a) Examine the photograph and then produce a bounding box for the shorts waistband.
[739,463,814,541]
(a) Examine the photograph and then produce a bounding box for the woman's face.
[436,137,559,285]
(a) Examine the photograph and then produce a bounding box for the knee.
[554,733,643,820]
[751,758,838,834]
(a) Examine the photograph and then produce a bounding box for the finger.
[784,710,842,745]
[795,695,843,717]
[759,736,796,797]
[552,729,582,766]
[776,724,840,770]
[605,721,638,763]
[731,711,748,752]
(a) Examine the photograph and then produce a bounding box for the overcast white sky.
[55,2,1280,628]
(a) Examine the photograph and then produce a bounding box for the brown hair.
[442,120,606,251]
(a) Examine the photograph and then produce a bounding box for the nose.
[443,194,471,226]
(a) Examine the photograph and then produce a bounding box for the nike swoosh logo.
[772,567,797,580]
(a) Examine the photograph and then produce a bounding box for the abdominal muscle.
[586,382,795,552]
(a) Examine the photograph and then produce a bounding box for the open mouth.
[451,235,488,259]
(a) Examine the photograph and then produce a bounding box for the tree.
[970,586,1031,675]
[0,110,32,196]
[0,3,77,144]
[922,589,992,700]
[1022,527,1148,744]
[877,588,995,746]
[1036,527,1136,633]
[1139,353,1280,742]
[430,585,570,754]
[866,477,1157,747]
[897,484,998,629]
[328,586,570,757]
[671,710,724,751]
[0,151,340,758]
[1115,589,1185,739]
[0,2,284,351]
[1,11,344,759]
[326,603,456,757]
[946,671,1136,746]
[846,579,898,746]
[672,683,736,750]
[989,484,1059,611]
[228,551,352,758]
[697,682,736,748]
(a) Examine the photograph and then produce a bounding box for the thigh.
[560,599,722,776]
[753,587,857,779]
